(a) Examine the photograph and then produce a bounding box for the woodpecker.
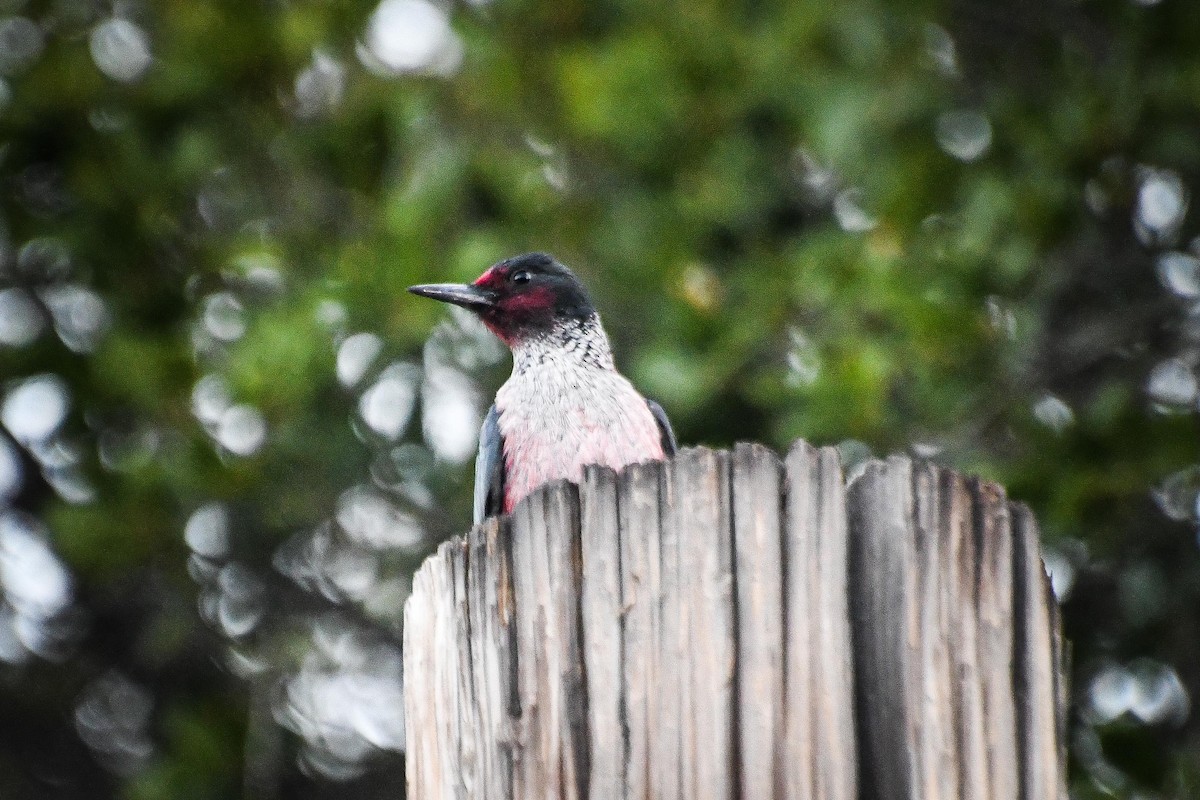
[409,253,677,524]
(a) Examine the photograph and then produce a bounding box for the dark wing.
[645,398,678,457]
[474,404,506,525]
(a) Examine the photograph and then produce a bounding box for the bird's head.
[408,253,594,346]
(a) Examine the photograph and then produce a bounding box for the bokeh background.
[0,0,1197,797]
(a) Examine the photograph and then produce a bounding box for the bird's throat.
[509,313,615,375]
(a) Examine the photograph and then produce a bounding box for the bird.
[409,252,677,524]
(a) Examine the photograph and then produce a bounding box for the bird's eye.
[511,270,532,285]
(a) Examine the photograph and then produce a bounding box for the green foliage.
[0,0,1197,797]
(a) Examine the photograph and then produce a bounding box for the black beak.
[407,283,495,311]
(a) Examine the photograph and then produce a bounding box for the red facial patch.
[472,262,557,346]
[481,318,513,346]
[473,266,506,289]
[501,286,554,314]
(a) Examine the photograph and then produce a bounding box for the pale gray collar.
[511,313,615,374]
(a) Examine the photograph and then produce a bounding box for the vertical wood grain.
[972,478,1019,800]
[402,441,1068,800]
[847,456,917,800]
[510,482,586,800]
[404,555,434,798]
[782,441,857,800]
[654,457,684,800]
[465,518,515,799]
[911,462,957,800]
[943,469,988,800]
[579,465,623,800]
[619,461,663,800]
[732,442,784,799]
[1012,503,1068,800]
[673,447,735,800]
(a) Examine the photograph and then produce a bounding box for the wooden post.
[403,441,1068,799]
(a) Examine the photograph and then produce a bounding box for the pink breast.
[501,417,664,513]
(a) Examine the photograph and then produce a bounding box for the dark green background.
[0,0,1197,797]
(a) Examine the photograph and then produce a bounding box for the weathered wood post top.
[403,439,1068,799]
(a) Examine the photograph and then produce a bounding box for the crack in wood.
[404,442,1067,800]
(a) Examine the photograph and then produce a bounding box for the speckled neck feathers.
[494,311,665,513]
[510,312,615,375]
